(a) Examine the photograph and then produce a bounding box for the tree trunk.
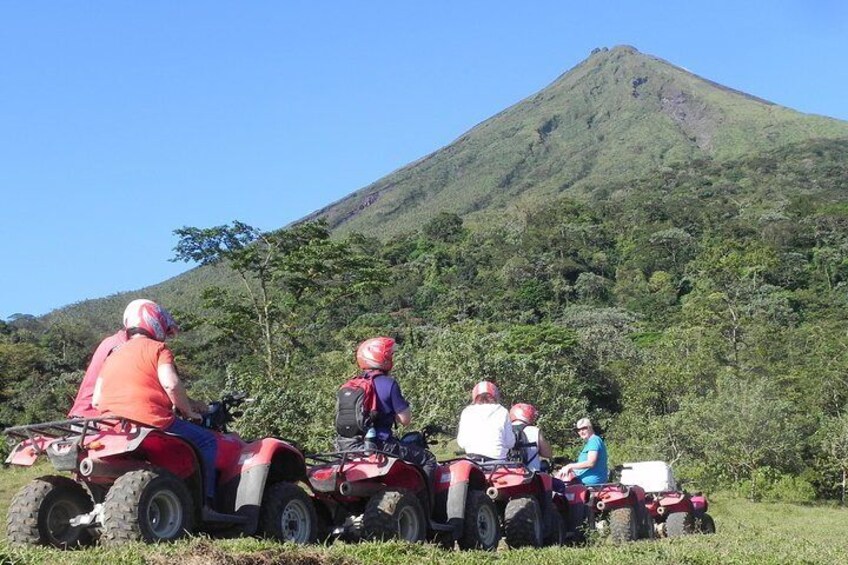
[842,467,846,506]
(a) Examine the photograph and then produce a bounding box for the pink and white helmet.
[471,380,500,403]
[122,299,179,341]
[509,403,538,425]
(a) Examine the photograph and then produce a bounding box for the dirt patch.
[658,86,715,151]
[145,541,358,565]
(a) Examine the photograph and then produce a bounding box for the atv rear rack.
[307,448,395,467]
[4,416,128,455]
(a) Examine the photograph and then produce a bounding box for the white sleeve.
[457,409,468,450]
[503,412,516,449]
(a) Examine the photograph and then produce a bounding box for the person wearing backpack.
[509,403,552,472]
[457,381,515,460]
[335,337,436,475]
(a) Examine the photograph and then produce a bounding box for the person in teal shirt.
[562,417,608,485]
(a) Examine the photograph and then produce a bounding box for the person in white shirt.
[508,403,553,472]
[457,380,515,460]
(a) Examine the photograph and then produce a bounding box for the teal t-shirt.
[576,434,608,485]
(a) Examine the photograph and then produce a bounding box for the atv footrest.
[201,507,249,525]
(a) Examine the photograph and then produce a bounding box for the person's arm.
[503,413,516,449]
[570,451,598,470]
[456,409,468,450]
[564,451,598,475]
[389,379,412,427]
[537,430,553,459]
[157,363,200,420]
[395,408,411,427]
[91,377,103,409]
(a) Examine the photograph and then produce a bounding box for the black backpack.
[334,372,380,438]
[510,422,539,466]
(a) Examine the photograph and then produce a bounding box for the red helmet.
[356,337,396,371]
[123,299,179,342]
[471,380,499,403]
[509,403,538,425]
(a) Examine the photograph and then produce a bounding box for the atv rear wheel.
[7,475,93,548]
[504,496,543,548]
[458,489,500,551]
[362,489,426,542]
[666,511,695,537]
[696,512,716,534]
[101,469,193,545]
[260,482,318,544]
[609,506,638,543]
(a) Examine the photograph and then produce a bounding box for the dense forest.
[2,138,848,503]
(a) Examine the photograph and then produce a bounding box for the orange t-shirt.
[98,336,176,428]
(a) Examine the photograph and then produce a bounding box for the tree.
[663,376,809,499]
[822,413,848,505]
[172,220,389,381]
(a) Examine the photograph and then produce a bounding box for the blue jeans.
[165,419,218,500]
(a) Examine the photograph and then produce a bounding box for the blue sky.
[1,1,846,318]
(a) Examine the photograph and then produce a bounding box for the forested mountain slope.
[305,45,848,237]
[40,46,848,330]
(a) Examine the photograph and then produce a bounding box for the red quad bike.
[554,463,654,543]
[307,425,501,551]
[4,392,319,548]
[469,446,566,549]
[548,457,595,545]
[620,461,716,537]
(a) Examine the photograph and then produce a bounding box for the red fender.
[220,438,306,484]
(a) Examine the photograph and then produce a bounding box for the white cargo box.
[620,461,677,493]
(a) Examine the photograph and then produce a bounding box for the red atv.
[554,463,654,543]
[307,425,501,550]
[620,461,716,537]
[468,453,564,548]
[4,393,319,547]
[551,475,595,544]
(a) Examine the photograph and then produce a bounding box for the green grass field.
[0,464,845,564]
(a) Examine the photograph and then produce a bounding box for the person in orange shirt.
[93,299,217,506]
[68,326,127,418]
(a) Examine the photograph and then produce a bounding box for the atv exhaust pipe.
[596,500,606,512]
[338,481,384,498]
[78,457,145,479]
[486,486,499,500]
[657,505,666,515]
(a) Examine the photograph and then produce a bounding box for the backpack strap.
[512,422,540,465]
[359,370,382,415]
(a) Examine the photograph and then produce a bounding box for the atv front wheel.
[7,475,93,548]
[504,496,543,548]
[543,506,568,546]
[696,512,716,534]
[362,489,426,542]
[101,469,193,545]
[638,505,656,539]
[260,482,318,544]
[458,489,500,551]
[608,506,638,543]
[666,511,695,537]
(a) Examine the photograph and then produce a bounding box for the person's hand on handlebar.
[189,398,208,415]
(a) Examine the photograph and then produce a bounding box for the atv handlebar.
[421,424,448,438]
[201,391,252,432]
